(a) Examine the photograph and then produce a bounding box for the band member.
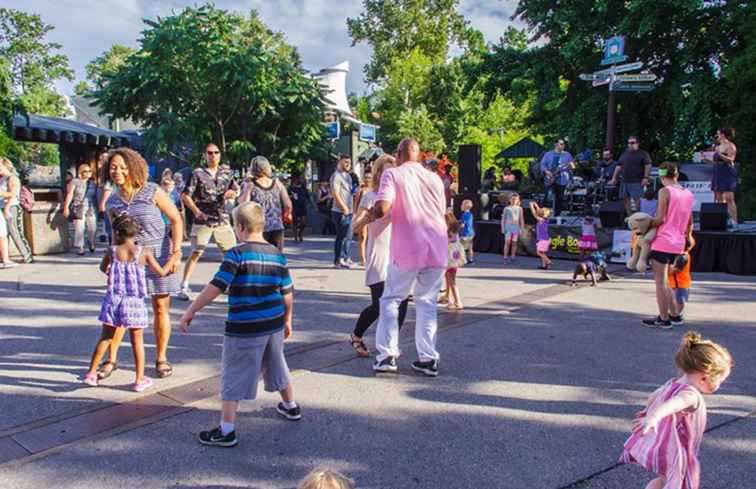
[539,139,574,216]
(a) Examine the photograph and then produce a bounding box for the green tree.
[93,5,326,170]
[347,0,481,83]
[0,8,71,166]
[397,105,445,154]
[76,44,135,96]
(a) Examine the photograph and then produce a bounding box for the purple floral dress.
[98,246,149,328]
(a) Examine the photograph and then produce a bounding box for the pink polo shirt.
[376,161,447,271]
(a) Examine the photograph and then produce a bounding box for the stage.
[473,220,756,275]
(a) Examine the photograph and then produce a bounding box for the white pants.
[375,263,445,362]
[73,214,97,251]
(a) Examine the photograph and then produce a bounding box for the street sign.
[611,82,655,92]
[359,123,377,142]
[592,61,644,78]
[601,36,627,65]
[615,73,657,82]
[592,75,612,87]
[325,120,340,139]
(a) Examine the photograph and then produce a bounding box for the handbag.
[447,239,467,268]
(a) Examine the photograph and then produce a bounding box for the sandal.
[156,360,173,378]
[349,334,370,358]
[82,372,98,386]
[97,361,117,380]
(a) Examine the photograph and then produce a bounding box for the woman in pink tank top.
[642,162,694,329]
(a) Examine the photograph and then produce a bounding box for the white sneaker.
[176,285,192,301]
[0,261,17,269]
[339,259,354,269]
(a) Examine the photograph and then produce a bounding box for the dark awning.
[496,137,546,159]
[12,113,135,147]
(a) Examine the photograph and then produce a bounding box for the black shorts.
[649,250,678,265]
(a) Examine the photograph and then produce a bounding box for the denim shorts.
[620,182,644,199]
[675,288,690,304]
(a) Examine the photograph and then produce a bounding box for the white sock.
[220,421,235,435]
[282,401,297,410]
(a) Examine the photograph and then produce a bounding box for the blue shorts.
[620,182,644,199]
[674,288,690,304]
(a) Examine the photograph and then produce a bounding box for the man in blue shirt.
[539,139,574,216]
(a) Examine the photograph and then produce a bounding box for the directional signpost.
[580,37,658,149]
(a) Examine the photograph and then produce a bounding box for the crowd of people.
[0,130,739,488]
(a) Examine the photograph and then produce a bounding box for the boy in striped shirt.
[180,202,300,448]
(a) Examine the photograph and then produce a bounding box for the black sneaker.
[276,402,302,421]
[670,314,684,326]
[411,359,439,377]
[198,426,238,447]
[641,316,672,329]
[373,356,398,373]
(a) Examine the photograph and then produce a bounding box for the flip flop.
[156,361,173,378]
[97,361,117,380]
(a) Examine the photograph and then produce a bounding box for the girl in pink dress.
[619,331,733,489]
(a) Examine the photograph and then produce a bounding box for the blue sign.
[325,121,340,140]
[359,123,377,142]
[601,36,628,66]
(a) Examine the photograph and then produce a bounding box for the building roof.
[70,95,141,132]
[12,113,136,147]
[496,137,546,159]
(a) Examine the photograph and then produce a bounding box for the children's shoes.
[82,373,98,386]
[133,377,154,392]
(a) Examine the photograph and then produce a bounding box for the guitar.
[544,159,575,186]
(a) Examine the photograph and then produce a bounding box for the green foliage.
[397,105,445,154]
[347,0,480,83]
[0,7,68,166]
[93,5,326,171]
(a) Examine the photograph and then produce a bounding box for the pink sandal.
[133,377,154,392]
[82,373,98,386]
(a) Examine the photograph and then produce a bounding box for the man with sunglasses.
[178,143,239,300]
[611,136,652,216]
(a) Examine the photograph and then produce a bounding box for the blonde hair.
[371,154,395,189]
[0,156,17,175]
[104,148,148,190]
[539,207,551,218]
[298,469,355,489]
[233,201,265,232]
[675,331,733,378]
[461,199,473,211]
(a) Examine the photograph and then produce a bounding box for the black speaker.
[699,203,727,231]
[458,144,481,194]
[599,201,626,228]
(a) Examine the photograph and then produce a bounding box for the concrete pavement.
[0,237,754,488]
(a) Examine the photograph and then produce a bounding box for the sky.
[0,0,521,96]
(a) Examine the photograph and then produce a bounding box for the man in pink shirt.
[371,138,447,376]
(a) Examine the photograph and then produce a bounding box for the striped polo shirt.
[210,241,293,337]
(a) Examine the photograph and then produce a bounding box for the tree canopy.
[0,7,71,166]
[93,5,326,169]
[75,44,135,96]
[347,0,482,84]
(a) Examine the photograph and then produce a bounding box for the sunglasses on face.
[207,151,220,155]
[628,141,638,145]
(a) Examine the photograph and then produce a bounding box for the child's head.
[508,193,520,206]
[539,207,551,219]
[675,331,733,394]
[161,176,175,193]
[446,211,462,235]
[583,215,594,225]
[643,186,656,201]
[233,202,265,235]
[110,212,141,245]
[298,469,355,489]
[497,193,508,204]
[461,199,473,212]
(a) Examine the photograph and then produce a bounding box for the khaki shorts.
[191,224,237,253]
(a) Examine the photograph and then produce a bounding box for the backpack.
[20,186,35,212]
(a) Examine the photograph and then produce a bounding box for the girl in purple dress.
[530,201,552,269]
[83,214,169,392]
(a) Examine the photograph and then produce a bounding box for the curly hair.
[103,147,148,190]
[109,211,142,244]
